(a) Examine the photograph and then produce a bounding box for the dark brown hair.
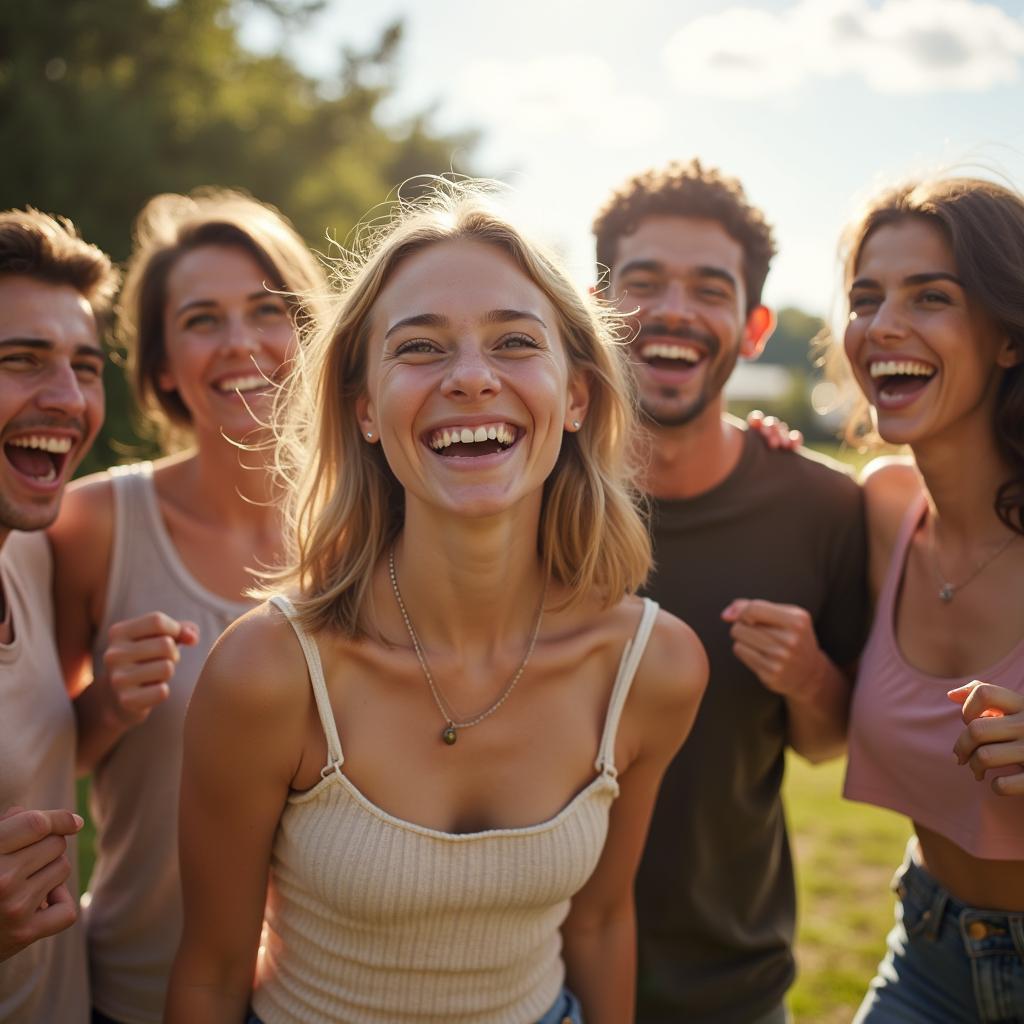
[118,189,327,441]
[843,177,1024,533]
[0,208,118,322]
[592,158,777,310]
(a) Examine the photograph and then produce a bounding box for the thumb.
[721,599,749,623]
[176,621,200,646]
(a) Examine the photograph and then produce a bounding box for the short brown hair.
[593,158,777,310]
[118,188,327,441]
[0,208,118,321]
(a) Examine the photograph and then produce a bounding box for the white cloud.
[454,54,665,149]
[665,0,1024,98]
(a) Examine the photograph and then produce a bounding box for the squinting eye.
[499,334,539,350]
[184,313,218,330]
[394,339,438,355]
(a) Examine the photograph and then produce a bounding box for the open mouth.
[637,340,705,373]
[3,433,73,486]
[426,422,520,457]
[214,373,273,395]
[868,358,937,405]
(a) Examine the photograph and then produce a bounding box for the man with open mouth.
[593,160,869,1024]
[0,207,116,1024]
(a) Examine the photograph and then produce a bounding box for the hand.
[0,806,83,962]
[746,409,803,451]
[99,612,200,727]
[949,682,1024,796]
[722,599,824,699]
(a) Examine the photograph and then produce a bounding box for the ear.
[157,366,176,393]
[996,336,1023,370]
[564,369,591,432]
[355,392,378,442]
[739,305,776,361]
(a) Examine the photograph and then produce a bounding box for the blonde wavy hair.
[267,181,652,637]
[117,188,328,447]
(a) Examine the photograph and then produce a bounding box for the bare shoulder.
[48,469,114,556]
[197,601,310,718]
[860,455,922,549]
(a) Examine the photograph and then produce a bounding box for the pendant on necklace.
[939,583,955,602]
[442,724,458,746]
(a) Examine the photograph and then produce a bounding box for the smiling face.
[608,215,772,428]
[357,239,588,520]
[0,275,104,542]
[159,244,295,442]
[845,217,1018,447]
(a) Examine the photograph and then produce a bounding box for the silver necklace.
[928,522,1019,603]
[388,548,546,745]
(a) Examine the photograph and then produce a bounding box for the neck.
[640,398,745,500]
[0,530,11,645]
[390,497,547,659]
[181,428,281,529]
[912,415,1015,543]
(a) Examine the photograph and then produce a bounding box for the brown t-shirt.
[636,431,867,1024]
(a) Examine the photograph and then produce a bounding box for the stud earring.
[366,431,374,440]
[572,420,581,430]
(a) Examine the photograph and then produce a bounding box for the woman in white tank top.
[165,181,708,1024]
[47,190,327,1024]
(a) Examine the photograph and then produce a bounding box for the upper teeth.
[428,423,517,450]
[640,343,701,363]
[7,435,72,453]
[217,374,268,392]
[869,360,935,378]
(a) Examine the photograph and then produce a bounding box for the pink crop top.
[844,496,1024,860]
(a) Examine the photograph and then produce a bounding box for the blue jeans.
[246,985,584,1023]
[854,850,1024,1023]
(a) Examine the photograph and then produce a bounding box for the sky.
[242,0,1024,317]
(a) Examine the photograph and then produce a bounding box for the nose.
[38,361,88,417]
[221,314,261,354]
[440,344,500,401]
[864,296,909,345]
[649,280,694,326]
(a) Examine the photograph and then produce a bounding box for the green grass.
[784,754,911,1022]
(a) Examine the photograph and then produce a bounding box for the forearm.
[562,901,636,1024]
[785,654,851,763]
[73,682,133,774]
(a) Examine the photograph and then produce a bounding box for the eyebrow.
[174,291,274,317]
[617,259,738,289]
[850,271,965,290]
[0,337,104,360]
[384,308,547,340]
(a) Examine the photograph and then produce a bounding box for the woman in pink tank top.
[47,190,327,1024]
[838,178,1024,1022]
[165,181,708,1024]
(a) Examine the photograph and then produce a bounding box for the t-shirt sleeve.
[813,476,869,668]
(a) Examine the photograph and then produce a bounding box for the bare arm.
[562,611,707,1023]
[165,605,309,1024]
[48,476,198,772]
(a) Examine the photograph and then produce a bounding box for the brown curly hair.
[592,158,777,311]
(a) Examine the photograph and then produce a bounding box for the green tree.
[0,0,476,469]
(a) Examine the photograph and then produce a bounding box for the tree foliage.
[0,0,476,468]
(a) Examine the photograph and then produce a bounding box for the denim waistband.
[894,851,1024,960]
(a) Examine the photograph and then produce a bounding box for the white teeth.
[641,343,701,363]
[427,423,518,451]
[6,435,73,454]
[869,360,935,379]
[216,374,267,393]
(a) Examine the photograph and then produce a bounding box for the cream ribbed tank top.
[251,595,659,1024]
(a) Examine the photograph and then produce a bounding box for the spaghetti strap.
[270,595,345,773]
[876,494,928,616]
[595,597,660,777]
